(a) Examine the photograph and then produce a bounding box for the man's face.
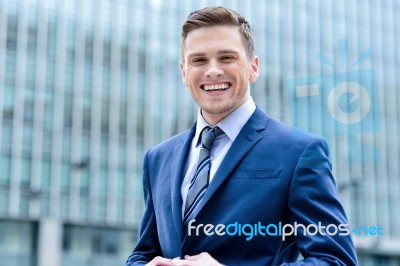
[180,25,259,125]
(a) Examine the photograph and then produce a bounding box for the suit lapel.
[187,108,269,224]
[170,124,196,243]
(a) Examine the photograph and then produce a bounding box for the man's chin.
[201,105,232,116]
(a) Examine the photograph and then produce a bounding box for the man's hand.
[146,256,172,266]
[170,252,224,266]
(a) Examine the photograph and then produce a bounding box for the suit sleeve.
[282,137,358,266]
[126,149,163,265]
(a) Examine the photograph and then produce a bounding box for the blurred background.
[0,0,399,265]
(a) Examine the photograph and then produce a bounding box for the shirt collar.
[194,97,256,146]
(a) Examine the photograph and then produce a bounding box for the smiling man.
[180,24,258,125]
[126,6,358,266]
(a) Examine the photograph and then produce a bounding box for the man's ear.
[180,61,187,86]
[249,56,259,83]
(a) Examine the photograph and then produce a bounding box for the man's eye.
[192,58,206,64]
[221,56,234,62]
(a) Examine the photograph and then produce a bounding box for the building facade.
[0,0,399,265]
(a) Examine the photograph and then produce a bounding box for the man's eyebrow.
[217,50,239,54]
[187,53,206,59]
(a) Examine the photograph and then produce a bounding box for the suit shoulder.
[265,116,328,146]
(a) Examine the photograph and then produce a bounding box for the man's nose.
[205,59,223,78]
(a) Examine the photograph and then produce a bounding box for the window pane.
[0,154,11,184]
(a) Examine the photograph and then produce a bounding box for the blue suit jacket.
[126,107,358,265]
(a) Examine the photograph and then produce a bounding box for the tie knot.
[201,127,224,150]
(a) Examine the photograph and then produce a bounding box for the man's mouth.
[201,82,231,92]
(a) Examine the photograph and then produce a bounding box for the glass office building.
[0,0,398,265]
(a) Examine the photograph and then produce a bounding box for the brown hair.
[181,6,255,60]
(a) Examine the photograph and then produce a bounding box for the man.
[126,6,358,266]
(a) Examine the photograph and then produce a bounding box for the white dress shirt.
[181,97,256,217]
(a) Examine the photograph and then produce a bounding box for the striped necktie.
[183,126,225,226]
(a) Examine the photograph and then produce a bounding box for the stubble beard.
[195,92,249,116]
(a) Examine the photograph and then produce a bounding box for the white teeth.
[203,83,230,91]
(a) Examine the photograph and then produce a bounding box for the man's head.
[180,6,255,61]
[179,6,259,125]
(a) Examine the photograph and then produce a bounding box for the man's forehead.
[184,27,243,52]
[185,25,241,39]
